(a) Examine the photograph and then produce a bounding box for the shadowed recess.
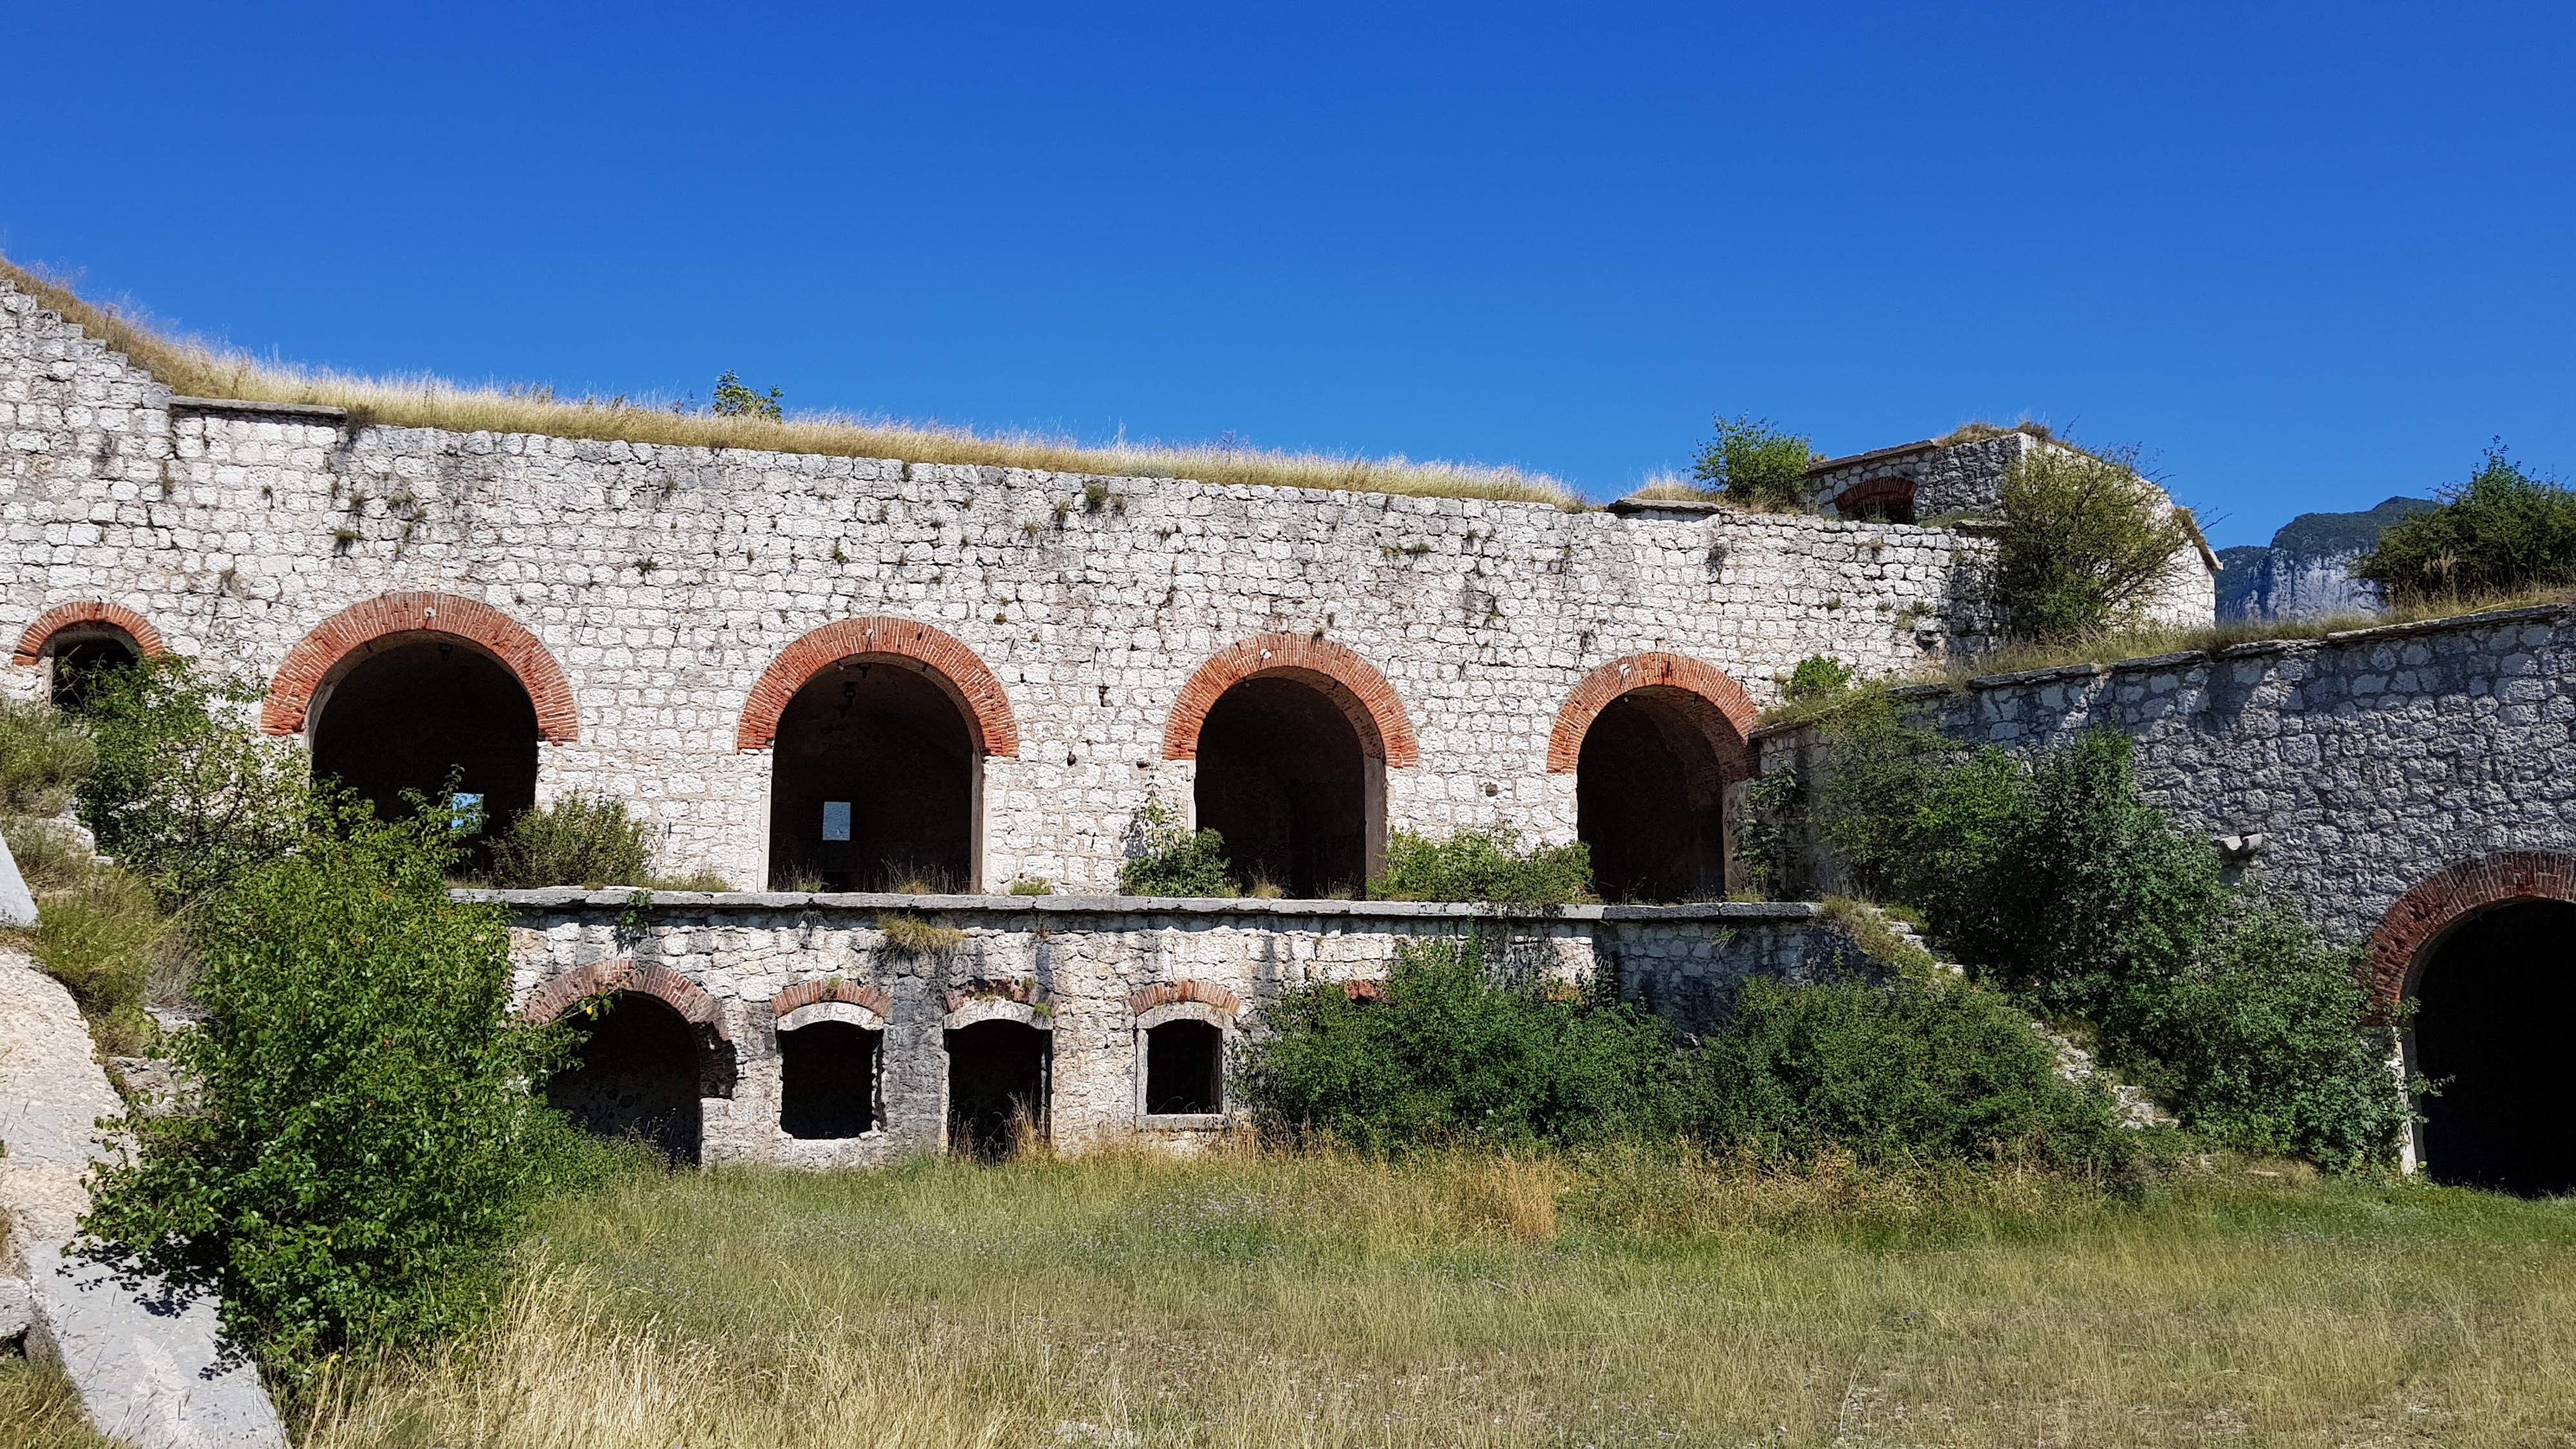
[1193,676,1367,898]
[2413,900,2576,1197]
[311,638,539,838]
[548,992,703,1166]
[768,660,975,891]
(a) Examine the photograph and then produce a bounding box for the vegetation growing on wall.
[1,257,1579,509]
[1689,413,1818,509]
[1992,443,2195,642]
[2354,444,2576,602]
[1118,790,1235,896]
[1798,701,2411,1170]
[1369,825,1594,909]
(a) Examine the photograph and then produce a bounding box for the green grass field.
[258,1149,2576,1448]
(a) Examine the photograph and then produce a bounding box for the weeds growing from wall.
[1369,825,1594,909]
[1690,414,1817,509]
[484,793,659,889]
[1117,790,1235,896]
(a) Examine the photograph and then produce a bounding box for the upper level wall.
[1755,605,2576,954]
[1,281,2000,889]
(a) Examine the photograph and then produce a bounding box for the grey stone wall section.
[1756,605,2576,950]
[489,892,1857,1166]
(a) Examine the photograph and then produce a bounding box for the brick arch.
[1545,653,1759,773]
[736,616,1018,756]
[261,592,579,743]
[520,958,736,1097]
[13,601,168,667]
[1162,634,1417,767]
[1129,980,1244,1018]
[2363,850,2576,1010]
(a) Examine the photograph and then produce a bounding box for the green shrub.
[1808,714,2409,1168]
[79,805,598,1393]
[709,370,784,421]
[1370,825,1593,908]
[0,699,95,815]
[1119,791,1234,896]
[1730,767,1809,900]
[1685,976,2125,1168]
[1236,937,1682,1149]
[73,659,313,913]
[2353,445,2576,603]
[1993,444,2193,642]
[1690,414,1816,509]
[484,793,658,889]
[1783,654,1855,701]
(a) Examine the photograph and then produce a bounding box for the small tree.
[80,805,592,1392]
[1690,414,1816,509]
[1370,824,1593,909]
[710,370,784,421]
[2353,444,2576,603]
[1993,444,2193,642]
[485,793,659,888]
[1119,790,1235,896]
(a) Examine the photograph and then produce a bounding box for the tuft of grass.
[15,861,169,1054]
[0,699,96,816]
[1005,876,1052,896]
[296,1150,2576,1448]
[3,258,1580,509]
[875,912,965,955]
[1816,895,1941,975]
[1937,419,2057,446]
[0,1356,119,1449]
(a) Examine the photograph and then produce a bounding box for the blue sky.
[5,3,2570,546]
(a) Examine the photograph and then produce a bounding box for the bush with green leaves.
[73,658,313,913]
[2353,444,2576,603]
[1690,414,1816,509]
[484,793,659,888]
[1685,974,2125,1168]
[1235,937,1682,1149]
[1993,443,2194,642]
[709,369,784,421]
[1118,790,1234,896]
[79,804,600,1393]
[1783,654,1855,702]
[0,697,95,815]
[1806,708,2410,1168]
[1370,824,1593,908]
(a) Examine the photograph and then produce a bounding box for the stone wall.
[493,891,1855,1165]
[3,279,2031,891]
[1754,604,2576,981]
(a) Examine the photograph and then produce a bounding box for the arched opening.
[309,636,540,840]
[1575,688,1734,902]
[2411,900,2576,1195]
[1193,677,1372,897]
[45,630,142,713]
[547,992,703,1164]
[778,1020,882,1139]
[946,1019,1049,1159]
[768,659,978,891]
[1144,1019,1224,1115]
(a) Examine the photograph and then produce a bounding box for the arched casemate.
[1547,654,1759,904]
[1163,635,1417,898]
[264,593,577,839]
[14,601,168,710]
[522,960,737,1166]
[2365,851,2576,1197]
[738,617,1019,894]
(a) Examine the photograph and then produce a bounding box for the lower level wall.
[489,891,1857,1168]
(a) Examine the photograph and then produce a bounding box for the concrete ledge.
[456,889,1820,923]
[166,395,349,422]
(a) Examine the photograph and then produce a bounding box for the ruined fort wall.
[1756,605,2576,952]
[493,893,1850,1164]
[3,283,2000,889]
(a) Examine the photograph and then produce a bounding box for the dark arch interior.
[1576,690,1732,903]
[1193,676,1368,898]
[778,1020,882,1139]
[946,1019,1049,1159]
[769,660,975,891]
[547,992,703,1164]
[310,638,540,838]
[2414,900,2576,1196]
[1144,1019,1224,1115]
[49,634,140,713]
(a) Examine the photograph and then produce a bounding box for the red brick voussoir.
[1129,980,1243,1017]
[260,592,579,741]
[1162,634,1418,767]
[1544,652,1760,774]
[2363,850,2576,1010]
[735,616,1019,756]
[12,600,169,666]
[521,958,737,1096]
[772,978,896,1020]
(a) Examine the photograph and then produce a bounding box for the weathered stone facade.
[492,892,1854,1164]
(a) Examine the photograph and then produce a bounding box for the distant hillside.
[2217,496,2437,622]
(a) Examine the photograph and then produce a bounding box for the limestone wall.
[1755,604,2576,956]
[492,892,1853,1165]
[4,280,2012,891]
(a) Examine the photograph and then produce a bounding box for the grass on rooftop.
[283,1146,2576,1449]
[0,258,1578,509]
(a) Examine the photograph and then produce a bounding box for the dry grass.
[296,1147,2576,1448]
[875,912,967,955]
[1,258,1578,509]
[0,1358,116,1449]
